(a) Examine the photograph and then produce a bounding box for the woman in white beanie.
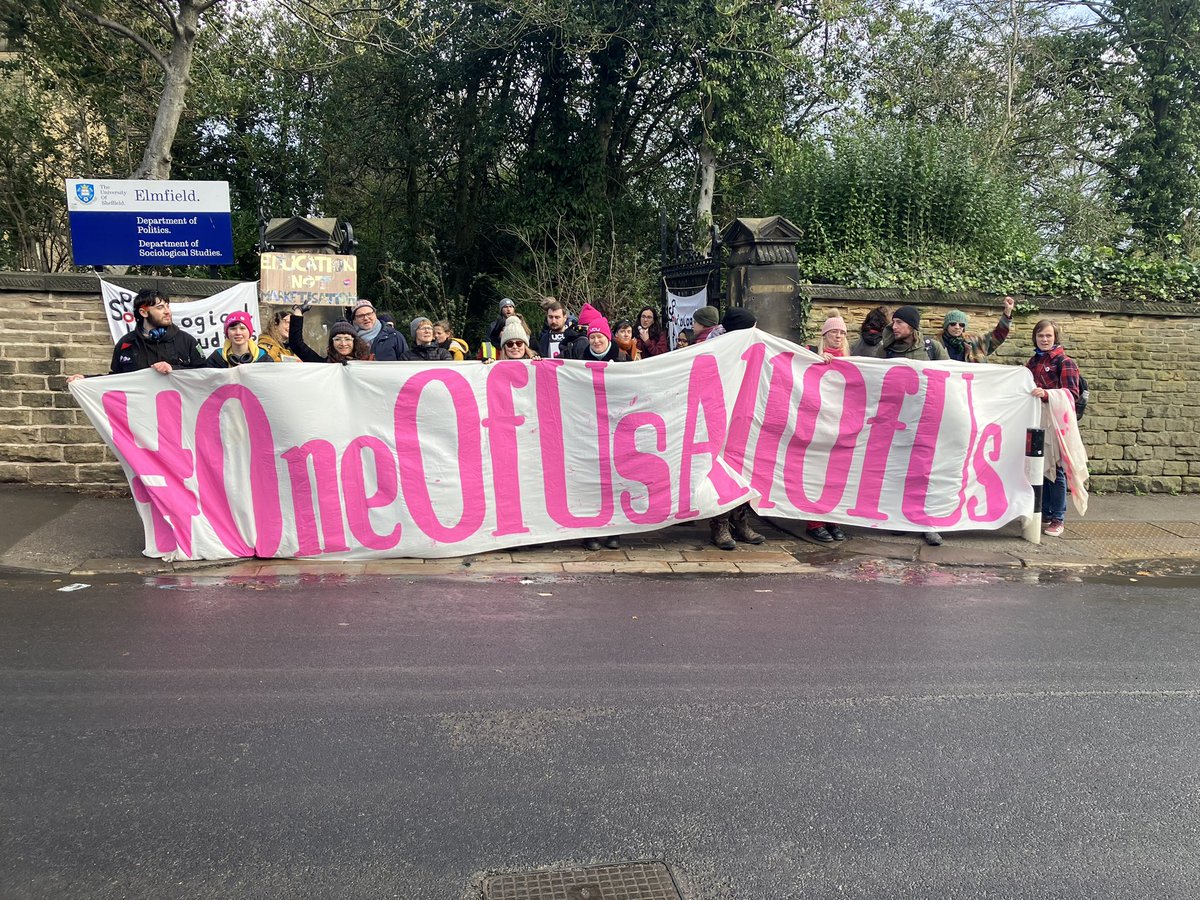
[487,316,540,361]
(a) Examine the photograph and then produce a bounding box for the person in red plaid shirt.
[1027,319,1081,536]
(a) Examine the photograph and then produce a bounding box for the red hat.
[578,302,602,327]
[223,311,255,337]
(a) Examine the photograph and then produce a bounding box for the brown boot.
[710,515,736,551]
[729,504,765,544]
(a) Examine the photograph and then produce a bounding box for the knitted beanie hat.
[410,316,432,339]
[692,306,719,328]
[943,309,969,329]
[223,310,255,337]
[350,299,375,320]
[499,297,516,313]
[329,322,356,339]
[499,315,529,345]
[722,307,757,332]
[893,305,922,331]
[587,317,612,340]
[578,302,602,328]
[820,316,847,335]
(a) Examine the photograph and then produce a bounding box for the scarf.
[614,336,640,360]
[860,328,883,347]
[1033,344,1061,358]
[942,331,966,353]
[355,319,382,344]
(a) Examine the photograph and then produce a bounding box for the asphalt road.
[2,569,1198,900]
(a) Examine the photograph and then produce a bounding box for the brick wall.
[0,273,239,495]
[1,275,1197,494]
[804,286,1200,494]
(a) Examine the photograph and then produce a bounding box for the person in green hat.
[941,295,1015,363]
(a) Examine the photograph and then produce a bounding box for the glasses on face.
[947,323,965,330]
[354,312,375,322]
[504,340,525,349]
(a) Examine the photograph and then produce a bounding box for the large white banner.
[666,286,709,349]
[69,330,1042,561]
[99,279,260,357]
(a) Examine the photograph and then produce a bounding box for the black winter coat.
[109,326,206,374]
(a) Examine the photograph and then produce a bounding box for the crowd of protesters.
[66,288,1080,546]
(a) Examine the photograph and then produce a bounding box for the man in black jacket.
[535,299,581,359]
[67,289,206,383]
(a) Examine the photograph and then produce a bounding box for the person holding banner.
[1027,319,1082,537]
[708,308,768,550]
[67,289,205,383]
[635,306,668,357]
[206,312,273,368]
[856,305,949,546]
[484,316,540,362]
[289,308,373,363]
[802,316,851,543]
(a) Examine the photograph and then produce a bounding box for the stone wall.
[0,272,238,494]
[803,286,1200,494]
[1,274,1197,494]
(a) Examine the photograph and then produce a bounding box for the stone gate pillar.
[721,216,803,342]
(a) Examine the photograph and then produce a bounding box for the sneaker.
[1044,520,1064,537]
[922,531,944,547]
[827,525,846,542]
[805,526,835,543]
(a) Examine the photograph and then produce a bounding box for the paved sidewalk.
[1,484,1197,577]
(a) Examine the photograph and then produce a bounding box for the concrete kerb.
[5,484,1200,580]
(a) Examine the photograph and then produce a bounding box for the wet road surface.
[2,569,1199,899]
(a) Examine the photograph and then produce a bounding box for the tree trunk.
[133,1,203,179]
[696,140,716,231]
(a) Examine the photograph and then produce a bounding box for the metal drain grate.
[483,861,682,900]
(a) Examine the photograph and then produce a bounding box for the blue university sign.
[65,179,234,266]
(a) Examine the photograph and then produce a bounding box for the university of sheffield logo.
[75,183,95,204]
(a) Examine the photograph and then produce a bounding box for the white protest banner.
[666,286,709,348]
[99,279,261,356]
[69,330,1043,562]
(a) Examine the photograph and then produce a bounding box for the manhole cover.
[483,861,682,900]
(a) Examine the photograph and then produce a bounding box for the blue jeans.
[1042,465,1067,523]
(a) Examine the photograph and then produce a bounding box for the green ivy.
[798,244,1200,305]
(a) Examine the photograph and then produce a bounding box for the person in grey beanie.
[486,297,532,352]
[348,298,409,360]
[401,316,453,361]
